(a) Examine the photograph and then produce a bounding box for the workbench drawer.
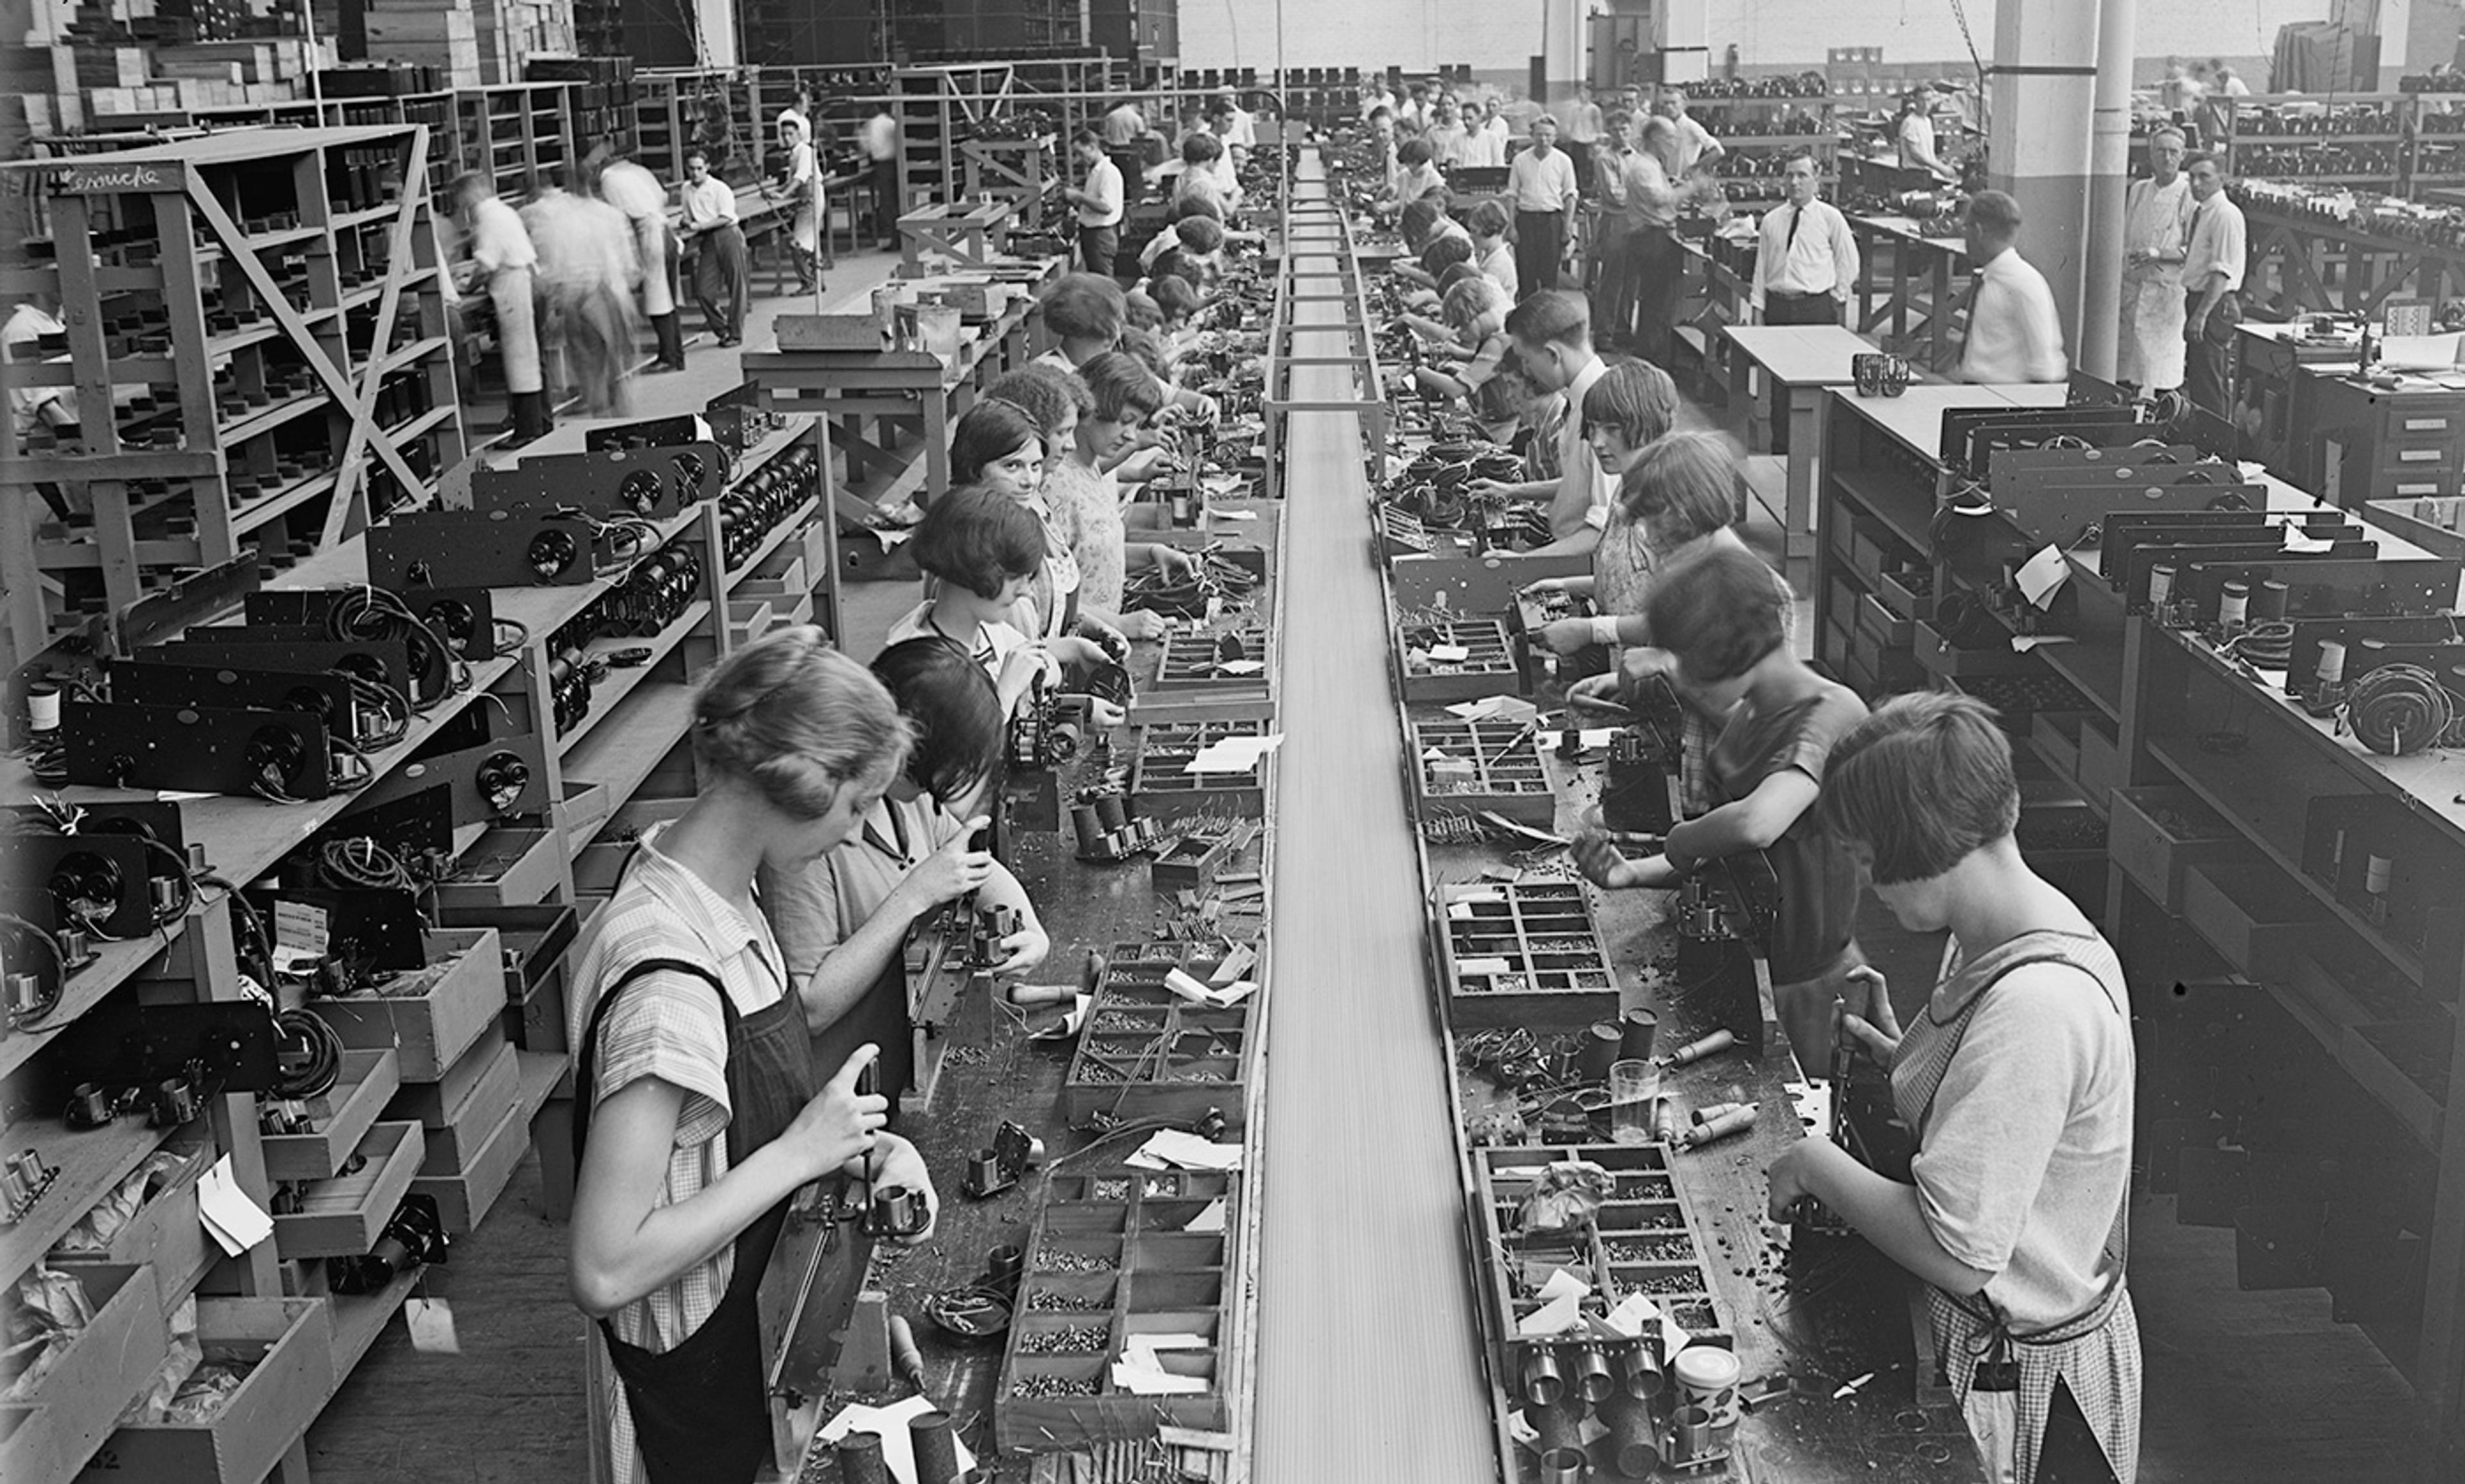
[309,927,506,1082]
[2109,787,2243,911]
[2180,861,2337,974]
[74,1297,335,1484]
[0,1264,167,1484]
[270,1121,426,1261]
[411,1096,530,1233]
[262,1049,402,1182]
[432,825,564,911]
[1855,592,1913,651]
[50,1143,217,1313]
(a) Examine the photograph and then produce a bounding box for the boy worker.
[1468,290,1609,557]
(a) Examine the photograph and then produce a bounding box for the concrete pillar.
[2079,0,2139,379]
[1543,0,1588,103]
[1987,0,2104,358]
[1660,0,1708,85]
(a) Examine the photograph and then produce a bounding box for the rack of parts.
[1062,942,1261,1129]
[1437,879,1622,1031]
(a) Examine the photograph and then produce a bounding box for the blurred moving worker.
[451,171,550,444]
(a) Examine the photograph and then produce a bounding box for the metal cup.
[1537,1445,1587,1484]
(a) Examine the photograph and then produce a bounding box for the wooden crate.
[1396,617,1521,703]
[1409,718,1555,827]
[1130,626,1274,725]
[992,1168,1238,1453]
[263,1049,402,1181]
[1473,1143,1735,1343]
[391,1028,517,1132]
[270,1121,426,1261]
[2109,786,2241,911]
[411,1091,530,1231]
[0,1264,168,1484]
[1439,879,1619,1031]
[309,927,505,1081]
[49,1141,216,1312]
[77,1297,336,1484]
[1129,721,1270,820]
[415,1038,520,1174]
[433,825,564,911]
[1062,944,1258,1128]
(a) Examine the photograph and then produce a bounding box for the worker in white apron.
[453,171,549,444]
[2118,126,2194,393]
[598,151,686,372]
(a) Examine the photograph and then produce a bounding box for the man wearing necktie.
[1752,150,1860,330]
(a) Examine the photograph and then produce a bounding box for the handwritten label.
[54,162,173,194]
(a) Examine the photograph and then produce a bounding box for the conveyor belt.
[1254,155,1496,1480]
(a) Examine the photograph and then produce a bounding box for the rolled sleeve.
[758,858,848,981]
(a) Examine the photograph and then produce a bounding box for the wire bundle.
[322,584,472,710]
[2344,664,2462,755]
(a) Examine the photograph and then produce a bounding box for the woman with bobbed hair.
[1767,690,2139,1484]
[760,637,1050,1110]
[567,626,938,1484]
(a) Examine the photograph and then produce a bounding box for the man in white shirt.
[2117,126,2194,393]
[3,298,78,442]
[1063,128,1125,279]
[1361,82,1397,123]
[1562,89,1604,196]
[452,171,549,443]
[677,148,745,345]
[596,150,684,372]
[1211,87,1255,159]
[1656,86,1725,176]
[861,103,899,250]
[1423,101,1471,166]
[1467,99,1511,167]
[1467,290,1611,556]
[1956,190,2066,384]
[1509,116,1580,302]
[1103,97,1147,205]
[2180,151,2247,416]
[1620,116,1688,361]
[1752,149,1860,327]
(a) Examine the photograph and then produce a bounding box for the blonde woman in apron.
[1766,691,2140,1484]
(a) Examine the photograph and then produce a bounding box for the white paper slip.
[2015,543,2070,609]
[2283,524,2337,554]
[817,1397,979,1484]
[2010,635,2075,653]
[196,1154,273,1257]
[1209,507,1258,520]
[1518,1291,1583,1336]
[1601,1292,1661,1339]
[1113,1359,1211,1395]
[1428,643,1471,663]
[1537,1268,1592,1302]
[404,1297,462,1354]
[1218,659,1267,675]
[1182,1198,1229,1233]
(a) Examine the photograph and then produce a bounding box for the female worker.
[759,637,1050,1108]
[1765,691,2139,1484]
[567,628,938,1484]
[1521,360,1681,653]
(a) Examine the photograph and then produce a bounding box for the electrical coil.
[2344,664,2461,755]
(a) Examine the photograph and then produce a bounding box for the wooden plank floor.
[1251,160,1495,1478]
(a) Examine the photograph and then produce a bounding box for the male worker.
[596,148,685,372]
[451,171,549,444]
[1063,128,1125,279]
[1752,148,1859,327]
[678,148,747,347]
[2118,125,2195,393]
[1656,85,1725,176]
[862,101,900,250]
[1509,115,1580,301]
[2181,150,2247,417]
[1955,190,2066,384]
[1103,95,1148,204]
[1467,291,1611,556]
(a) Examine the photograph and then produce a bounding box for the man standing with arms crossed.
[2181,151,2246,417]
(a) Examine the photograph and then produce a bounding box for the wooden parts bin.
[1397,617,1522,703]
[994,1167,1239,1453]
[74,1297,336,1484]
[270,1121,426,1261]
[307,926,505,1081]
[1439,881,1620,1031]
[0,1264,169,1484]
[1130,721,1271,820]
[1410,718,1554,827]
[1063,944,1257,1129]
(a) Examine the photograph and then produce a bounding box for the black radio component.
[367,508,628,589]
[471,442,722,519]
[108,660,380,748]
[544,617,607,737]
[245,882,427,976]
[0,829,163,940]
[1007,679,1085,772]
[718,442,819,570]
[329,1195,449,1293]
[246,586,502,662]
[585,413,711,453]
[62,701,333,801]
[141,632,418,706]
[603,540,705,637]
[348,702,547,822]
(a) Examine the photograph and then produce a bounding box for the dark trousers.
[1514,209,1566,300]
[2183,288,2236,417]
[1628,225,1683,367]
[1562,141,1594,196]
[1078,223,1121,280]
[691,223,748,343]
[1762,290,1840,327]
[870,157,899,244]
[1761,292,1840,452]
[1108,146,1145,204]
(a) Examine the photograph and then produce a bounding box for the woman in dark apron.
[567,628,942,1484]
[759,637,1051,1110]
[1764,692,2140,1484]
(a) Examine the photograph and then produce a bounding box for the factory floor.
[298,252,2424,1483]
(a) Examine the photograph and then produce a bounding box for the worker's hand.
[999,643,1060,699]
[894,816,996,914]
[1837,965,1903,1069]
[1469,477,1514,502]
[2186,310,2208,340]
[1151,545,1200,582]
[1763,1139,1821,1225]
[1539,617,1597,656]
[1572,831,1647,889]
[861,1133,940,1245]
[788,1045,890,1180]
[1118,608,1172,641]
[1051,635,1111,669]
[1085,697,1127,729]
[987,914,1051,977]
[1566,672,1625,711]
[1619,646,1678,686]
[1522,576,1569,597]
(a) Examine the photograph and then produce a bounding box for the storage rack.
[1684,85,1847,207]
[1472,1142,1734,1342]
[994,1165,1241,1453]
[893,63,1020,218]
[1061,942,1258,1127]
[0,126,465,670]
[1128,720,1270,819]
[0,391,842,1484]
[1408,717,1553,827]
[1436,879,1620,1031]
[454,82,579,202]
[1808,380,2465,1456]
[1394,617,1519,703]
[2217,93,2413,193]
[634,69,759,186]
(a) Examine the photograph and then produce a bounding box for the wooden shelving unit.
[0,125,464,669]
[1811,379,2465,1462]
[892,62,1019,216]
